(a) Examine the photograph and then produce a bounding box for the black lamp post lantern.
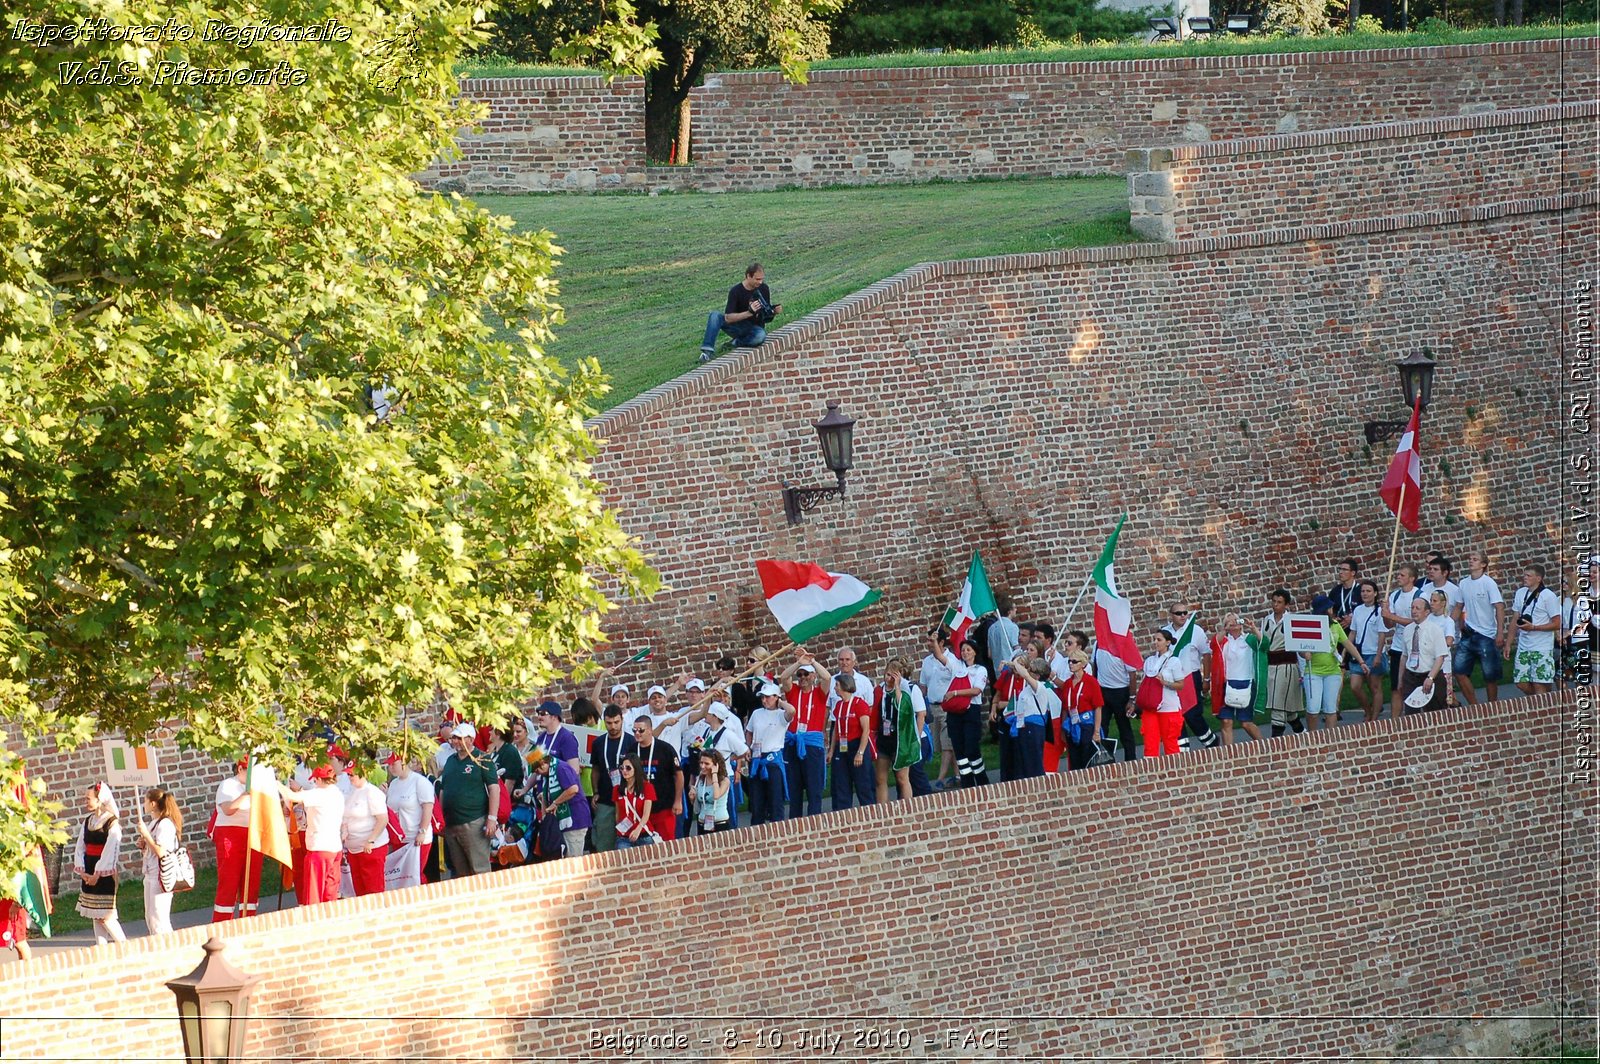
[166,937,260,1064]
[781,400,856,525]
[1364,347,1437,445]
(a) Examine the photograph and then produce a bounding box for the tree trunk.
[643,39,708,164]
[1349,0,1361,25]
[1510,0,1523,24]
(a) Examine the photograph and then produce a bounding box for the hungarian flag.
[8,774,51,937]
[1167,612,1200,711]
[1092,516,1143,670]
[756,560,882,642]
[1379,398,1422,533]
[941,551,997,650]
[246,757,294,870]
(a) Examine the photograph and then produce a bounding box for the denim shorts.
[1215,680,1255,721]
[1347,650,1385,677]
[1452,628,1503,682]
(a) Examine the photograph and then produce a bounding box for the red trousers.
[346,849,386,896]
[648,809,677,841]
[300,850,341,905]
[1147,711,1184,756]
[211,825,262,922]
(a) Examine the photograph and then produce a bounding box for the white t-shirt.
[1144,654,1185,713]
[1348,603,1388,656]
[142,817,179,884]
[342,782,387,851]
[214,777,250,829]
[1160,623,1208,675]
[300,785,346,854]
[951,663,988,703]
[1419,579,1463,620]
[918,653,957,703]
[1048,651,1073,685]
[1511,585,1562,654]
[1090,646,1131,690]
[1459,574,1504,638]
[1387,587,1423,648]
[386,772,436,841]
[747,707,790,756]
[1427,614,1458,674]
[434,742,452,773]
[701,717,749,768]
[1221,635,1255,682]
[648,709,685,755]
[827,669,873,709]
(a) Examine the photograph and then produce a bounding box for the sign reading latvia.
[102,740,161,787]
[1284,614,1331,653]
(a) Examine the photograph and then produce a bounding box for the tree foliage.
[0,0,657,883]
[827,0,1149,55]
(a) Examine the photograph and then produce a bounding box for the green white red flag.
[1167,611,1200,711]
[1092,516,1143,671]
[941,551,997,650]
[756,560,882,642]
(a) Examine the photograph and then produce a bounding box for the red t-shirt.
[1062,674,1104,725]
[832,695,871,743]
[787,685,827,734]
[616,782,656,836]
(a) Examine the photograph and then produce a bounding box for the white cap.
[706,701,732,721]
[450,722,476,739]
[646,684,667,697]
[797,664,816,674]
[609,684,629,696]
[759,683,782,698]
[684,677,706,691]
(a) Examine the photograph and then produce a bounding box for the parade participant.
[692,750,733,834]
[1141,630,1188,757]
[72,782,125,944]
[1398,597,1450,712]
[278,765,346,904]
[878,658,932,799]
[625,715,681,841]
[613,756,657,849]
[341,760,389,896]
[384,752,435,888]
[1004,656,1056,779]
[533,701,581,775]
[1455,550,1505,704]
[696,700,749,828]
[1301,594,1368,730]
[777,654,829,817]
[1216,615,1264,744]
[1090,631,1137,762]
[746,683,795,824]
[1346,580,1388,721]
[436,723,498,878]
[1160,604,1219,751]
[1507,562,1562,695]
[134,787,183,934]
[944,639,989,786]
[1060,651,1104,770]
[210,759,261,921]
[486,726,525,812]
[918,630,959,788]
[1261,589,1307,736]
[589,705,627,852]
[1383,564,1425,717]
[527,747,591,859]
[827,673,876,809]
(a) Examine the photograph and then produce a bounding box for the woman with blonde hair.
[135,786,183,935]
[73,782,126,944]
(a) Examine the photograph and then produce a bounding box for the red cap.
[327,745,350,762]
[309,764,336,782]
[381,752,404,767]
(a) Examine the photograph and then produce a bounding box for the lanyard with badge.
[601,735,622,790]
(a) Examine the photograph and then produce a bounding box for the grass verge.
[472,176,1135,406]
[47,861,285,936]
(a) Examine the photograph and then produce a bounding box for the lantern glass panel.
[819,426,852,472]
[202,999,233,1062]
[178,1000,201,1063]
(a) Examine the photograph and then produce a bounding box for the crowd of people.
[0,550,1581,959]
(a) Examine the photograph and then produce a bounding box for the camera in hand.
[750,295,776,325]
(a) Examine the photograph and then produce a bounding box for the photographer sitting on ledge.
[699,262,781,363]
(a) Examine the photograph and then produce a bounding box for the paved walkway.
[10,684,1536,964]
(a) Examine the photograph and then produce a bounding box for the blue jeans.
[702,312,765,351]
[785,735,826,818]
[1453,628,1504,682]
[615,833,654,850]
[830,740,876,809]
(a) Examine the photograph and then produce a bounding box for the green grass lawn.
[47,860,285,936]
[457,23,1596,79]
[472,177,1134,406]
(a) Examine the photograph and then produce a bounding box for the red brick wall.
[418,38,1597,194]
[0,695,1590,1062]
[416,75,646,192]
[581,195,1593,675]
[1130,102,1599,241]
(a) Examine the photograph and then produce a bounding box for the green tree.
[0,0,656,887]
[827,0,1147,55]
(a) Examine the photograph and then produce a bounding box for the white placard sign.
[102,740,161,787]
[1283,613,1331,654]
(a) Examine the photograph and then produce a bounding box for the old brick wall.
[415,76,646,193]
[418,38,1597,194]
[0,695,1591,1062]
[1129,102,1599,241]
[580,195,1593,676]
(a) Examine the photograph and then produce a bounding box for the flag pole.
[1383,479,1408,598]
[1056,574,1095,644]
[235,755,253,920]
[685,639,800,714]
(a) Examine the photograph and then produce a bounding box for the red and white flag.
[1379,399,1422,533]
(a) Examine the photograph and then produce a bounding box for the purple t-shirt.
[534,726,580,764]
[549,760,591,830]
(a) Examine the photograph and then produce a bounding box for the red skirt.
[0,899,27,949]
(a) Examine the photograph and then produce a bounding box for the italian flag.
[940,551,997,650]
[1092,516,1143,671]
[1167,611,1201,711]
[756,560,882,643]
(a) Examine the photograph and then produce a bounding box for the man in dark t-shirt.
[621,716,682,841]
[699,262,781,362]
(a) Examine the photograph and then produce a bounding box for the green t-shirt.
[495,743,526,792]
[1307,621,1348,676]
[438,751,495,825]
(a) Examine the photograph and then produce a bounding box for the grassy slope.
[457,23,1597,78]
[475,177,1134,406]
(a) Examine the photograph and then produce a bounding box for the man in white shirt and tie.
[1398,598,1450,712]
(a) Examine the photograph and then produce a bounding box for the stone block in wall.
[1130,213,1177,241]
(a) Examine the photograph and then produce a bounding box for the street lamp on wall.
[166,937,260,1064]
[1364,348,1437,444]
[781,401,856,525]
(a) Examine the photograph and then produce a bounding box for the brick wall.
[418,38,1598,194]
[415,76,646,193]
[0,694,1591,1062]
[1129,102,1599,240]
[578,194,1593,677]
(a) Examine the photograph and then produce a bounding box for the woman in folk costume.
[1260,589,1306,736]
[73,782,126,944]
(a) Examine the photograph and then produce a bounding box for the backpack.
[970,615,998,676]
